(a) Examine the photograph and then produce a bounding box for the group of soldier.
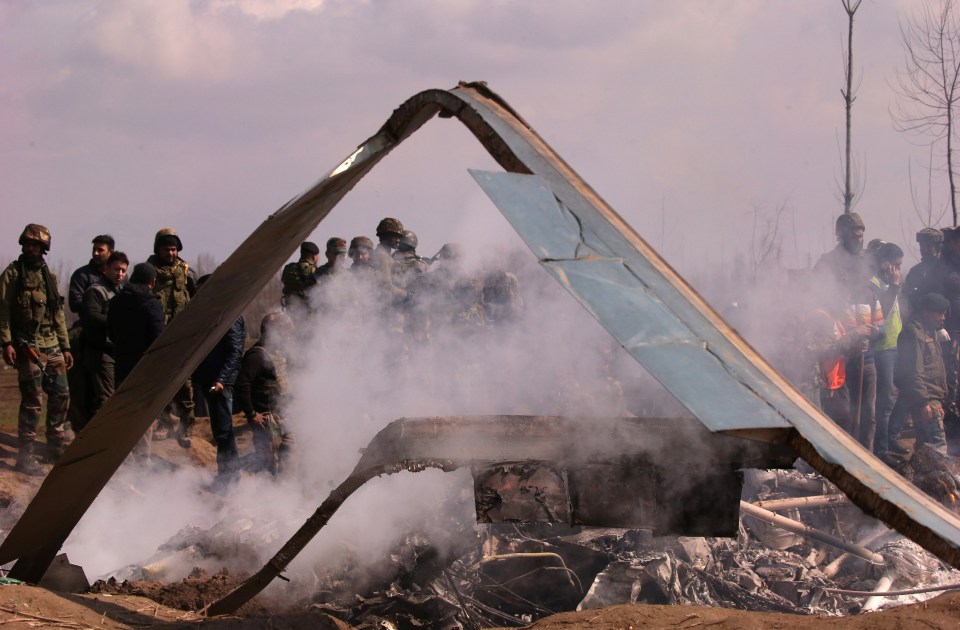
[0,224,292,481]
[8,210,959,486]
[795,212,960,474]
[279,217,524,342]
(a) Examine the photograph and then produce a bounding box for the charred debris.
[79,416,960,628]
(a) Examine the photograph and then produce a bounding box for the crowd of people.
[0,224,293,483]
[787,212,960,473]
[0,217,523,486]
[1,211,956,487]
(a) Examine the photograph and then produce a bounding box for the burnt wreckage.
[2,82,960,615]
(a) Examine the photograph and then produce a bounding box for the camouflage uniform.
[0,226,72,467]
[281,257,318,306]
[147,229,198,445]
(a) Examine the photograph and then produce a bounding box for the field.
[0,366,19,430]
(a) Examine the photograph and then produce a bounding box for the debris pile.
[87,467,960,627]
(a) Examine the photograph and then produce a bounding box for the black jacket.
[194,316,245,387]
[107,283,165,385]
[69,260,105,314]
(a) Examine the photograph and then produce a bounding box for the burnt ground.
[3,366,960,628]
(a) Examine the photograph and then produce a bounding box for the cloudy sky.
[0,0,943,283]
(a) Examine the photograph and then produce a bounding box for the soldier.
[76,251,129,431]
[235,312,294,476]
[281,242,320,310]
[68,234,115,314]
[348,236,375,273]
[814,212,870,294]
[885,292,950,470]
[903,227,944,312]
[315,237,348,280]
[0,224,73,474]
[483,270,524,325]
[373,217,403,269]
[393,230,428,289]
[146,228,198,447]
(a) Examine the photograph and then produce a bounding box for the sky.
[0,0,945,287]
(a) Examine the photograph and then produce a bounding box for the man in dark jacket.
[69,235,115,314]
[236,312,294,475]
[76,251,128,430]
[885,292,950,469]
[108,263,165,386]
[193,275,245,477]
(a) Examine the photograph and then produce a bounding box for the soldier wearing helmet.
[146,227,199,447]
[393,230,428,288]
[348,236,375,271]
[371,218,409,306]
[0,224,73,474]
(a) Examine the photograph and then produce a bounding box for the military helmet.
[917,227,944,244]
[376,217,404,238]
[348,236,374,256]
[399,230,418,251]
[19,224,51,251]
[153,227,183,252]
[835,212,865,235]
[326,237,348,254]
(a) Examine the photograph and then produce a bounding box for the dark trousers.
[203,385,238,476]
[846,355,877,451]
[873,348,897,456]
[820,386,852,433]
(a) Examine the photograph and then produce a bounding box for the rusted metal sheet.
[3,81,960,588]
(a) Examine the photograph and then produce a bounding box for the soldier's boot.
[15,442,45,476]
[154,412,173,441]
[45,426,75,464]
[177,417,195,449]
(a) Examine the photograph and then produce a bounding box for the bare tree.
[840,0,864,213]
[749,201,788,280]
[893,0,960,225]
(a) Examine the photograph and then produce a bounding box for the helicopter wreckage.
[2,82,960,620]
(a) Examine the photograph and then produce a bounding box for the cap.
[349,236,374,255]
[835,212,865,235]
[301,241,320,257]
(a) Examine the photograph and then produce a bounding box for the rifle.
[13,337,69,396]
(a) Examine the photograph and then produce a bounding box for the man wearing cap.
[315,237,348,280]
[281,242,320,311]
[903,227,945,312]
[0,224,73,474]
[885,292,951,468]
[146,228,198,446]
